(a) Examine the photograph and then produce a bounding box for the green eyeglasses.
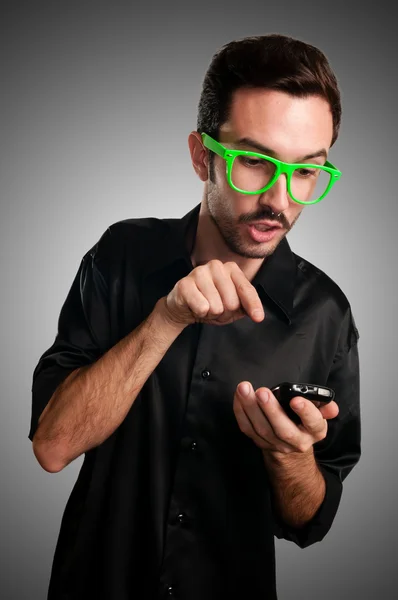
[201,133,342,205]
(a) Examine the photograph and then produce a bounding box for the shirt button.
[201,369,210,379]
[190,441,197,451]
[177,512,186,523]
[167,585,174,596]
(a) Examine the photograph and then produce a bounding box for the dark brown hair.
[197,34,341,162]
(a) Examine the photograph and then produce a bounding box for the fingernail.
[295,400,305,410]
[258,390,269,403]
[240,382,250,396]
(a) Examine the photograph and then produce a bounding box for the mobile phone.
[271,382,335,425]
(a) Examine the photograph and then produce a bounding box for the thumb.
[319,400,339,420]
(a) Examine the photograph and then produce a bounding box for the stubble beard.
[206,184,295,260]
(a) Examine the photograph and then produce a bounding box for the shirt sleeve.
[273,306,361,548]
[28,230,112,442]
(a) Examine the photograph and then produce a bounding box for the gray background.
[1,1,395,598]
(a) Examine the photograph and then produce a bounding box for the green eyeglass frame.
[201,133,342,205]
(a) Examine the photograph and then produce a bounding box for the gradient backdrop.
[1,1,396,598]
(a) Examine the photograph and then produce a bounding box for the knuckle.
[235,281,248,295]
[225,299,241,312]
[254,426,268,440]
[197,305,209,318]
[314,427,326,442]
[297,441,311,453]
[177,277,190,294]
[193,264,207,278]
[211,304,225,316]
[209,259,224,269]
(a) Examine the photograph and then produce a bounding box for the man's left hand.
[233,381,339,454]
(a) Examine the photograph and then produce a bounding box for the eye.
[296,167,318,177]
[239,156,262,167]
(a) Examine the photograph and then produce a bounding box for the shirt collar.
[143,203,296,324]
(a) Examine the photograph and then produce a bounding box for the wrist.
[152,297,188,335]
[262,447,315,469]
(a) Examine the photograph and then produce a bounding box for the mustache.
[240,207,290,228]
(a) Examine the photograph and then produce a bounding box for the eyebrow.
[233,136,328,162]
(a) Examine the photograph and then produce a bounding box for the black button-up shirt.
[29,202,361,600]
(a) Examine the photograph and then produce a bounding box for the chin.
[254,234,284,258]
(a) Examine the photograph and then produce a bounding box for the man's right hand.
[157,259,266,327]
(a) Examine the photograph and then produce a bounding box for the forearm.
[263,448,326,528]
[33,297,186,472]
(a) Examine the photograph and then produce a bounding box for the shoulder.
[82,215,173,269]
[292,251,360,348]
[100,215,172,249]
[293,251,351,311]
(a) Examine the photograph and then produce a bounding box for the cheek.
[294,205,304,216]
[214,158,227,182]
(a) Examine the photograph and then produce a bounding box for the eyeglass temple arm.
[201,133,227,158]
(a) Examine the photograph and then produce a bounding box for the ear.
[188,131,209,182]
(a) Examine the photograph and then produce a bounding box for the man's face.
[206,88,334,259]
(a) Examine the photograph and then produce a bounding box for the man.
[30,34,360,600]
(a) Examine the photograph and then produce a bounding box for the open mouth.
[252,224,279,231]
[247,223,282,242]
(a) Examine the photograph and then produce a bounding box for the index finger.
[229,265,265,322]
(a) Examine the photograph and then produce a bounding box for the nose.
[258,173,290,216]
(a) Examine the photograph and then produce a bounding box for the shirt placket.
[158,322,224,599]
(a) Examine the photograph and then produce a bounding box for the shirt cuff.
[273,465,343,548]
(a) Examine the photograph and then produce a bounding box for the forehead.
[220,88,333,158]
